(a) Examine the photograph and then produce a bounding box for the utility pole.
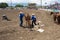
[41,0,42,8]
[11,0,12,8]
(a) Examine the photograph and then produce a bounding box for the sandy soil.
[0,8,60,40]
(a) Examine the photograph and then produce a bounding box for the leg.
[34,20,37,25]
[28,20,31,28]
[32,21,34,28]
[20,20,23,27]
[26,21,28,27]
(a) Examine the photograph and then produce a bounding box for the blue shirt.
[31,15,36,21]
[19,13,24,20]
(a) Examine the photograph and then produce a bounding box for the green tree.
[15,4,24,7]
[0,3,8,8]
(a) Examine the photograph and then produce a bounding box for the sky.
[0,0,60,6]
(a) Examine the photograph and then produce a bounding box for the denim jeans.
[32,20,36,28]
[20,19,23,26]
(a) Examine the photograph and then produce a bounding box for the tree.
[28,3,37,9]
[0,3,8,8]
[15,4,24,7]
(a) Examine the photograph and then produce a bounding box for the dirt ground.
[0,8,60,40]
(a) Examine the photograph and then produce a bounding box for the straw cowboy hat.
[20,11,23,13]
[32,14,35,15]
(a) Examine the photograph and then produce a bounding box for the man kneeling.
[2,14,10,21]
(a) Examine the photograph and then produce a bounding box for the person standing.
[31,14,37,28]
[19,12,24,27]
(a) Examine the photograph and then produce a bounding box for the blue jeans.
[20,19,23,26]
[32,20,36,28]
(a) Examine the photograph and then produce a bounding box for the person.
[31,14,37,28]
[19,12,24,27]
[2,14,10,21]
[25,13,31,28]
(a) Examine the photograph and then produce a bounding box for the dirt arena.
[0,8,60,40]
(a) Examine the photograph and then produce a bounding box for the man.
[31,14,37,28]
[19,12,24,27]
[2,14,10,21]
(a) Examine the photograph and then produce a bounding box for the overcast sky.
[0,0,60,5]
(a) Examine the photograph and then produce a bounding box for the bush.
[15,4,24,7]
[0,3,8,8]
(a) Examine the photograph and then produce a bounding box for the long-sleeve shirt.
[19,13,24,20]
[31,15,36,21]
